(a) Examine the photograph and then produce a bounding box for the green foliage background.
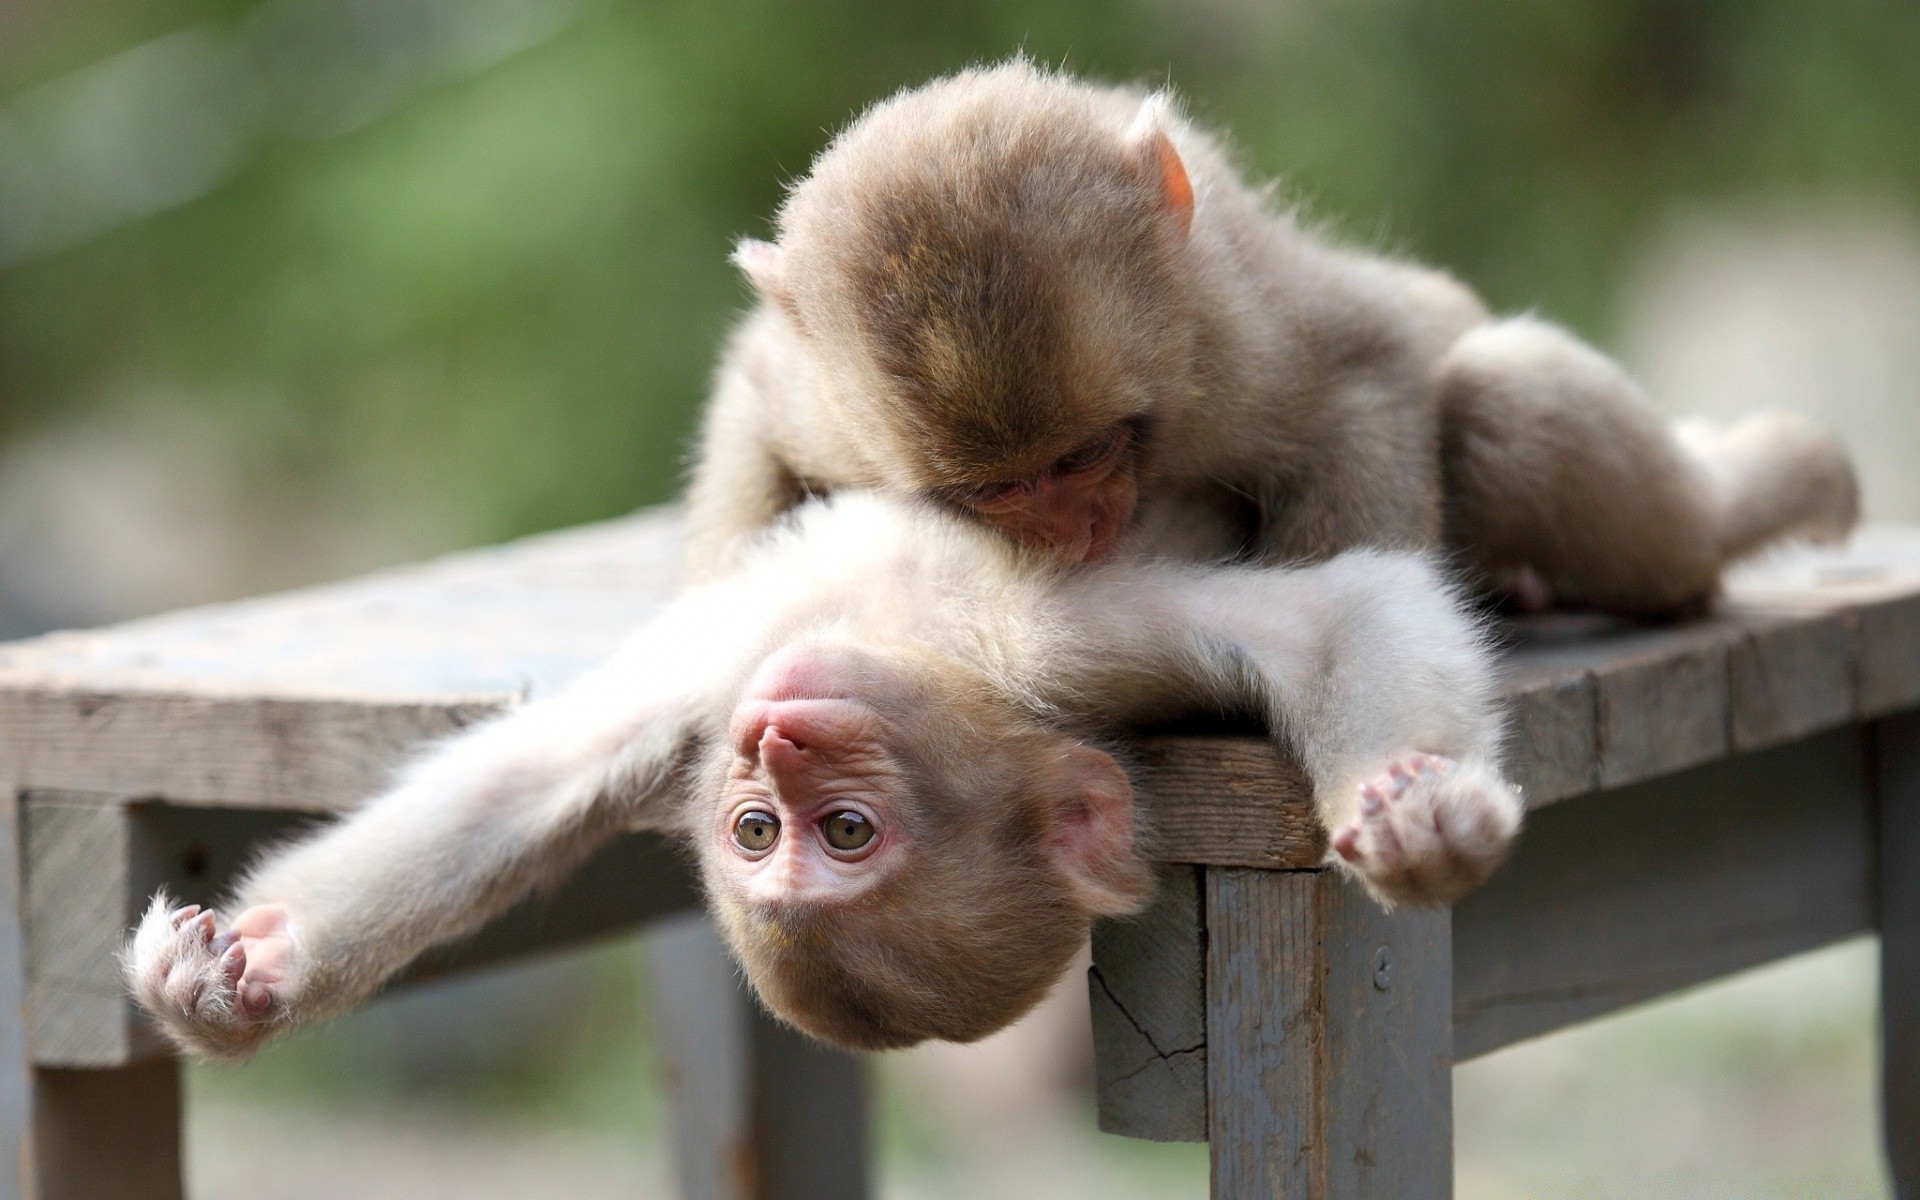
[3,0,1916,550]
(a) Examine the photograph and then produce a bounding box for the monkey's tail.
[1676,412,1861,563]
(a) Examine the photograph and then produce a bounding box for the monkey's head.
[697,638,1153,1050]
[735,62,1200,566]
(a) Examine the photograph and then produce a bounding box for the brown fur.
[687,61,1859,613]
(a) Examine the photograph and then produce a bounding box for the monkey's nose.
[760,726,808,755]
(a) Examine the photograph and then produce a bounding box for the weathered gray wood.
[1729,611,1854,751]
[1499,661,1598,806]
[646,912,869,1200]
[1858,595,1920,719]
[1206,868,1451,1200]
[22,795,699,1068]
[0,511,684,812]
[27,1060,180,1200]
[0,693,503,815]
[1090,865,1206,1142]
[0,513,1909,847]
[1591,625,1735,789]
[1877,711,1920,1190]
[1,791,35,1200]
[23,797,148,1066]
[1131,739,1321,868]
[1453,729,1873,1060]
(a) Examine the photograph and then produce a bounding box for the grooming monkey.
[127,493,1517,1055]
[687,61,1858,609]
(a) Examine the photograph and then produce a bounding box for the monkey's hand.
[125,894,300,1059]
[1328,754,1521,907]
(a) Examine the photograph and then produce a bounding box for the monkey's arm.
[1054,551,1520,905]
[124,593,757,1058]
[682,312,810,582]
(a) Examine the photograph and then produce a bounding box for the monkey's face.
[741,64,1202,566]
[698,640,1153,1048]
[947,417,1145,563]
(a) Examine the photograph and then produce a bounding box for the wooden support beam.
[1205,868,1451,1199]
[26,1061,180,1200]
[1090,865,1206,1142]
[1453,728,1873,1060]
[0,793,184,1200]
[19,795,700,1069]
[1876,711,1920,1192]
[646,912,869,1200]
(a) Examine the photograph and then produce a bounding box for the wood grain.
[1205,868,1451,1199]
[0,516,1915,870]
[1130,739,1319,868]
[1089,865,1206,1142]
[29,1060,181,1200]
[1453,729,1872,1060]
[1875,711,1920,1190]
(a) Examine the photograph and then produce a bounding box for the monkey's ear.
[1126,96,1194,241]
[1048,744,1151,916]
[732,238,796,312]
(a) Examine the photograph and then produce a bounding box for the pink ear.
[1048,744,1151,916]
[732,238,790,304]
[1127,97,1193,241]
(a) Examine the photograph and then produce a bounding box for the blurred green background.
[3,1,1916,1196]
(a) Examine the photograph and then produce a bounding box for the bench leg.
[645,911,869,1200]
[0,794,183,1200]
[1880,713,1920,1194]
[1205,867,1452,1200]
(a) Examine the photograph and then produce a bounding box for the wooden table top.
[1,509,1915,868]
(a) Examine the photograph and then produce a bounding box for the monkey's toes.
[1335,755,1520,907]
[125,894,281,1058]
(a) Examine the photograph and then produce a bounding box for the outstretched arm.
[1047,549,1521,905]
[125,590,764,1058]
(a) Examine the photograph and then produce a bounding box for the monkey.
[684,60,1860,615]
[126,491,1519,1056]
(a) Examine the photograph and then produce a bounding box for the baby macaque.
[127,493,1517,1055]
[686,61,1859,612]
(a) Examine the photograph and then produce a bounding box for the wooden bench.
[0,510,1916,1199]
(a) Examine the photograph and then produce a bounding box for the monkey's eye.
[1052,425,1128,475]
[821,810,876,853]
[733,810,780,853]
[957,479,1021,508]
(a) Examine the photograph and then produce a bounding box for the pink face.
[958,421,1141,564]
[713,645,916,906]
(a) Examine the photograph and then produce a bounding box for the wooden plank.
[0,693,502,814]
[24,800,335,1066]
[27,1061,180,1200]
[1131,739,1319,868]
[1499,661,1598,807]
[22,798,143,1067]
[1452,728,1872,1060]
[1728,611,1853,751]
[1089,865,1206,1142]
[646,912,869,1200]
[1590,627,1734,789]
[22,796,700,1068]
[1,791,35,1200]
[0,511,683,812]
[1876,711,1920,1189]
[1205,868,1450,1199]
[1856,594,1920,718]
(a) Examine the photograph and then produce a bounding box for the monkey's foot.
[124,895,296,1059]
[1329,753,1522,907]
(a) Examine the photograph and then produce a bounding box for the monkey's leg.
[1435,317,1859,616]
